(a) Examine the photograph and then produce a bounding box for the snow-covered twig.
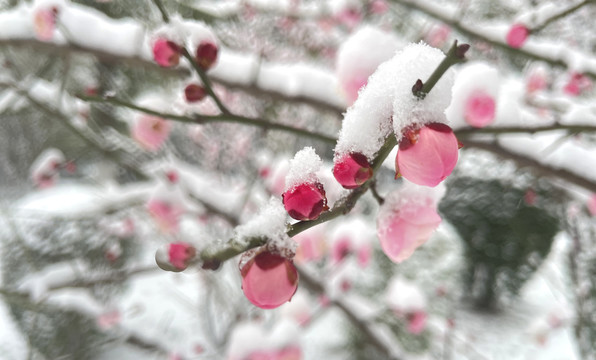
[529,0,595,33]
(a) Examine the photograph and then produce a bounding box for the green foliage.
[439,177,560,311]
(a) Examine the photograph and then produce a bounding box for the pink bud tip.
[132,115,171,151]
[395,123,459,187]
[241,251,299,309]
[196,41,218,71]
[377,202,442,263]
[464,92,496,128]
[333,152,373,189]
[282,182,329,221]
[184,84,207,103]
[407,311,427,334]
[33,8,57,41]
[152,38,181,67]
[506,24,528,49]
[168,242,197,270]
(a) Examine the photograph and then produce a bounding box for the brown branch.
[461,139,596,193]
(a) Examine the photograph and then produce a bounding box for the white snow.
[385,276,427,313]
[285,147,323,190]
[234,197,293,251]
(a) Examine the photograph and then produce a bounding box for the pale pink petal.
[356,244,371,268]
[331,237,352,264]
[341,75,368,105]
[147,199,182,233]
[96,310,121,330]
[33,8,57,41]
[377,204,441,263]
[132,115,171,151]
[396,123,459,187]
[506,23,528,49]
[370,0,389,14]
[464,92,496,128]
[275,346,302,360]
[587,194,596,216]
[241,252,299,309]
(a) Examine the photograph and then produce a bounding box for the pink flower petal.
[377,202,442,263]
[132,115,171,151]
[33,8,57,41]
[506,24,528,49]
[282,182,328,221]
[147,199,183,233]
[241,251,299,309]
[396,123,459,187]
[341,75,368,105]
[407,311,427,334]
[464,92,496,128]
[587,194,596,216]
[333,152,373,189]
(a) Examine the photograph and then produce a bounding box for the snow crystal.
[335,42,454,161]
[227,319,301,359]
[446,62,500,128]
[335,25,402,103]
[385,276,427,312]
[285,147,323,190]
[234,197,293,252]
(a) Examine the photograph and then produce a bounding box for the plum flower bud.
[407,310,427,335]
[184,83,207,103]
[241,251,299,309]
[30,148,65,189]
[131,115,171,151]
[464,92,496,128]
[333,152,373,189]
[282,182,328,221]
[33,7,58,41]
[155,242,197,272]
[152,38,180,67]
[506,23,529,49]
[395,123,459,187]
[563,72,592,96]
[196,41,218,70]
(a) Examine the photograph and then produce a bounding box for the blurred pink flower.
[464,91,496,128]
[132,115,171,151]
[396,123,459,187]
[425,24,451,48]
[147,198,183,233]
[377,200,442,263]
[282,182,328,221]
[563,72,592,96]
[33,7,58,41]
[506,23,528,49]
[333,152,373,189]
[335,8,362,29]
[152,38,180,67]
[341,74,368,106]
[370,0,389,14]
[587,194,596,216]
[293,228,327,263]
[245,346,302,360]
[241,251,299,309]
[406,311,427,334]
[96,310,121,330]
[526,69,548,93]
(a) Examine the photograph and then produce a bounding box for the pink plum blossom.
[406,311,427,334]
[147,198,183,233]
[563,72,592,96]
[293,227,327,263]
[152,38,181,67]
[425,24,451,48]
[464,91,496,128]
[335,8,362,29]
[168,242,197,270]
[96,310,121,330]
[506,23,529,49]
[196,41,218,70]
[331,236,352,264]
[377,198,442,263]
[333,152,373,189]
[282,182,328,221]
[184,83,207,103]
[33,7,58,41]
[369,0,389,14]
[241,251,299,309]
[131,115,171,151]
[526,67,548,93]
[395,123,459,187]
[30,148,65,189]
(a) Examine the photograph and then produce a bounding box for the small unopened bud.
[156,242,197,272]
[196,41,218,70]
[184,84,207,103]
[282,182,328,221]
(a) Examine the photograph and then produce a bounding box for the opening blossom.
[152,38,181,67]
[131,114,171,151]
[395,123,459,187]
[333,152,373,189]
[464,91,496,128]
[241,251,299,309]
[506,23,529,49]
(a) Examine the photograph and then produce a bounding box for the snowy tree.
[0,0,595,359]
